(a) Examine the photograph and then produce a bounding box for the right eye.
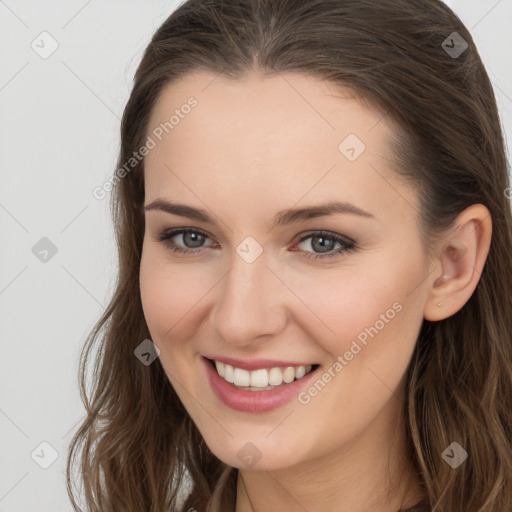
[155,228,217,254]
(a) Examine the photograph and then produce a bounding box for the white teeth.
[224,363,234,383]
[268,367,283,386]
[282,366,295,383]
[213,361,315,388]
[295,366,306,379]
[215,360,225,377]
[250,369,268,387]
[233,368,250,387]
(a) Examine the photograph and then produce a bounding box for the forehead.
[147,69,390,150]
[143,70,417,226]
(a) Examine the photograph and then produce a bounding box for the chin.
[202,435,308,472]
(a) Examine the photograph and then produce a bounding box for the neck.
[234,390,425,512]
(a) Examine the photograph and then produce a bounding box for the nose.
[210,248,288,347]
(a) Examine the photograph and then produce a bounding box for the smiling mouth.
[205,357,320,391]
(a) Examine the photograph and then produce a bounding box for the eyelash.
[154,228,356,260]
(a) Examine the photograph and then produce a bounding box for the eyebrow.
[143,198,375,229]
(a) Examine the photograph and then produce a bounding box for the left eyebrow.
[272,201,375,228]
[142,199,375,229]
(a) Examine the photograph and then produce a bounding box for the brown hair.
[66,0,512,510]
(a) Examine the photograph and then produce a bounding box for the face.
[139,70,432,471]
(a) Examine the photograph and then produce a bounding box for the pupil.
[312,236,334,253]
[184,232,204,248]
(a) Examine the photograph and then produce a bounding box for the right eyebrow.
[143,199,211,223]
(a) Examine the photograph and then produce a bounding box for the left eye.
[294,231,355,260]
[154,228,356,260]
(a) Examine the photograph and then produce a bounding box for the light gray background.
[0,1,510,511]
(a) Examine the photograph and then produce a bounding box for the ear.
[423,204,492,322]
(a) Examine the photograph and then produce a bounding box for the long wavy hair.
[66,0,512,510]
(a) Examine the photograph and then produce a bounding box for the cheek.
[139,251,217,389]
[286,258,425,454]
[285,253,425,369]
[139,248,212,344]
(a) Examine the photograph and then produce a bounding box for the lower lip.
[203,357,320,413]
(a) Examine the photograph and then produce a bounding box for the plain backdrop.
[0,1,511,510]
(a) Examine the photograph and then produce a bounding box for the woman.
[67,0,512,510]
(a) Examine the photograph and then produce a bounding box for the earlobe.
[423,204,492,322]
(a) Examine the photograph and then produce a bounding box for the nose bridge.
[211,245,286,344]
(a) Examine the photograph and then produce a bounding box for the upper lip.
[204,355,317,371]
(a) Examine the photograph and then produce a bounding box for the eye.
[154,228,357,260]
[292,231,356,260]
[154,228,216,254]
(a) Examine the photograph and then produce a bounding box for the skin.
[139,69,492,512]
